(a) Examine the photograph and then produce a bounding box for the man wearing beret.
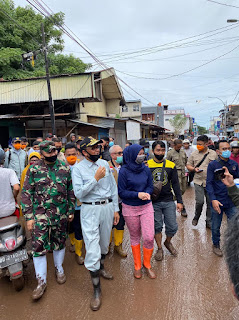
[21,141,75,300]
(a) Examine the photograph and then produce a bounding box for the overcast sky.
[14,0,239,127]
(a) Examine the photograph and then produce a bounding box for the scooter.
[0,215,29,291]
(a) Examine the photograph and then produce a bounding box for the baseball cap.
[76,135,85,143]
[230,141,239,148]
[80,136,103,150]
[39,141,56,153]
[12,137,21,143]
[70,133,76,138]
[139,138,149,147]
[46,133,53,139]
[21,136,28,143]
[183,139,190,144]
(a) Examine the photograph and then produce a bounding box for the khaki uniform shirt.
[187,149,217,187]
[167,149,187,175]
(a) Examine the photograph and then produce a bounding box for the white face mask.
[135,154,145,164]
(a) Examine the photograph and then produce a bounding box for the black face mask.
[154,154,164,161]
[44,154,57,163]
[56,148,62,154]
[86,152,100,162]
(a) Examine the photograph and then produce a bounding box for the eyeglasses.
[90,145,100,150]
[113,152,123,156]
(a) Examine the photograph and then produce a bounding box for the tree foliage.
[0,0,91,80]
[169,114,187,136]
[197,125,208,135]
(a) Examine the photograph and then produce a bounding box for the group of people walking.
[1,133,239,311]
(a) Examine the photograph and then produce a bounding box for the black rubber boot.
[90,270,101,311]
[100,254,113,280]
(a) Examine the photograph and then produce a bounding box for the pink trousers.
[123,202,155,249]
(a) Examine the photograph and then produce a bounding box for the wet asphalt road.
[1,185,239,320]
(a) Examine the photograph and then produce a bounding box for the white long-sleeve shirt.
[72,158,119,212]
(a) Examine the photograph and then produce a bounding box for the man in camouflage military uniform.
[21,141,75,300]
[167,139,188,217]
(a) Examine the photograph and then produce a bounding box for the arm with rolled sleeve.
[72,165,98,200]
[145,168,154,194]
[171,166,183,204]
[21,168,35,221]
[118,169,139,200]
[109,171,119,212]
[206,162,216,201]
[66,170,75,216]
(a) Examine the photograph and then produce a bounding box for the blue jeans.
[153,201,178,237]
[211,205,237,246]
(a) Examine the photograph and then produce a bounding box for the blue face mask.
[115,156,123,164]
[109,141,114,147]
[221,150,231,159]
[144,148,149,154]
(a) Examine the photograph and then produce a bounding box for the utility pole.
[41,23,56,135]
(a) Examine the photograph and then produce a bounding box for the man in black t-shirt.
[148,141,183,262]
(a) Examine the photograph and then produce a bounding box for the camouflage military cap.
[80,136,102,150]
[39,140,56,153]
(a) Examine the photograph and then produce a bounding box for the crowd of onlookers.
[1,133,239,308]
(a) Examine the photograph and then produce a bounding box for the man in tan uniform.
[108,144,127,257]
[167,139,187,217]
[187,135,217,229]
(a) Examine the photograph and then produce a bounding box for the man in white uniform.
[0,149,20,219]
[72,137,119,312]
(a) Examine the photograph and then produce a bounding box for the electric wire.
[24,0,239,108]
[207,0,239,9]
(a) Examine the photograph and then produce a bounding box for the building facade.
[163,106,192,136]
[141,105,164,127]
[120,100,142,120]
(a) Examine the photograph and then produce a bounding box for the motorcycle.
[0,215,29,291]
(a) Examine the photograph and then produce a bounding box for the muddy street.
[1,185,239,320]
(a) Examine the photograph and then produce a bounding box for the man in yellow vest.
[108,144,127,257]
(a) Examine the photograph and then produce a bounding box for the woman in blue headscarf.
[118,144,156,279]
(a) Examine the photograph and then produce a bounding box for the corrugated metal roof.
[0,74,93,105]
[0,68,125,105]
[68,119,109,129]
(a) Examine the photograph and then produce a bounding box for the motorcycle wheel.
[12,276,25,291]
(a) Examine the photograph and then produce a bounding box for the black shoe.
[181,208,188,218]
[100,254,113,280]
[90,270,102,311]
[192,218,198,226]
[206,222,211,229]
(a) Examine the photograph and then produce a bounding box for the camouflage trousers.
[32,219,68,257]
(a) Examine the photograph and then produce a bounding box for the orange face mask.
[14,143,21,150]
[197,145,204,152]
[21,144,27,150]
[66,156,77,165]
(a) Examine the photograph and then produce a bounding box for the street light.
[227,19,238,23]
[208,96,227,135]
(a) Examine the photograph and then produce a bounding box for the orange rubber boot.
[143,247,156,279]
[131,244,142,279]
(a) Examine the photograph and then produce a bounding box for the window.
[94,73,102,100]
[133,104,139,112]
[122,106,128,112]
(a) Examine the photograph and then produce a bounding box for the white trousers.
[81,202,114,272]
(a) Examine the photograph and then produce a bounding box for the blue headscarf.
[122,144,145,173]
